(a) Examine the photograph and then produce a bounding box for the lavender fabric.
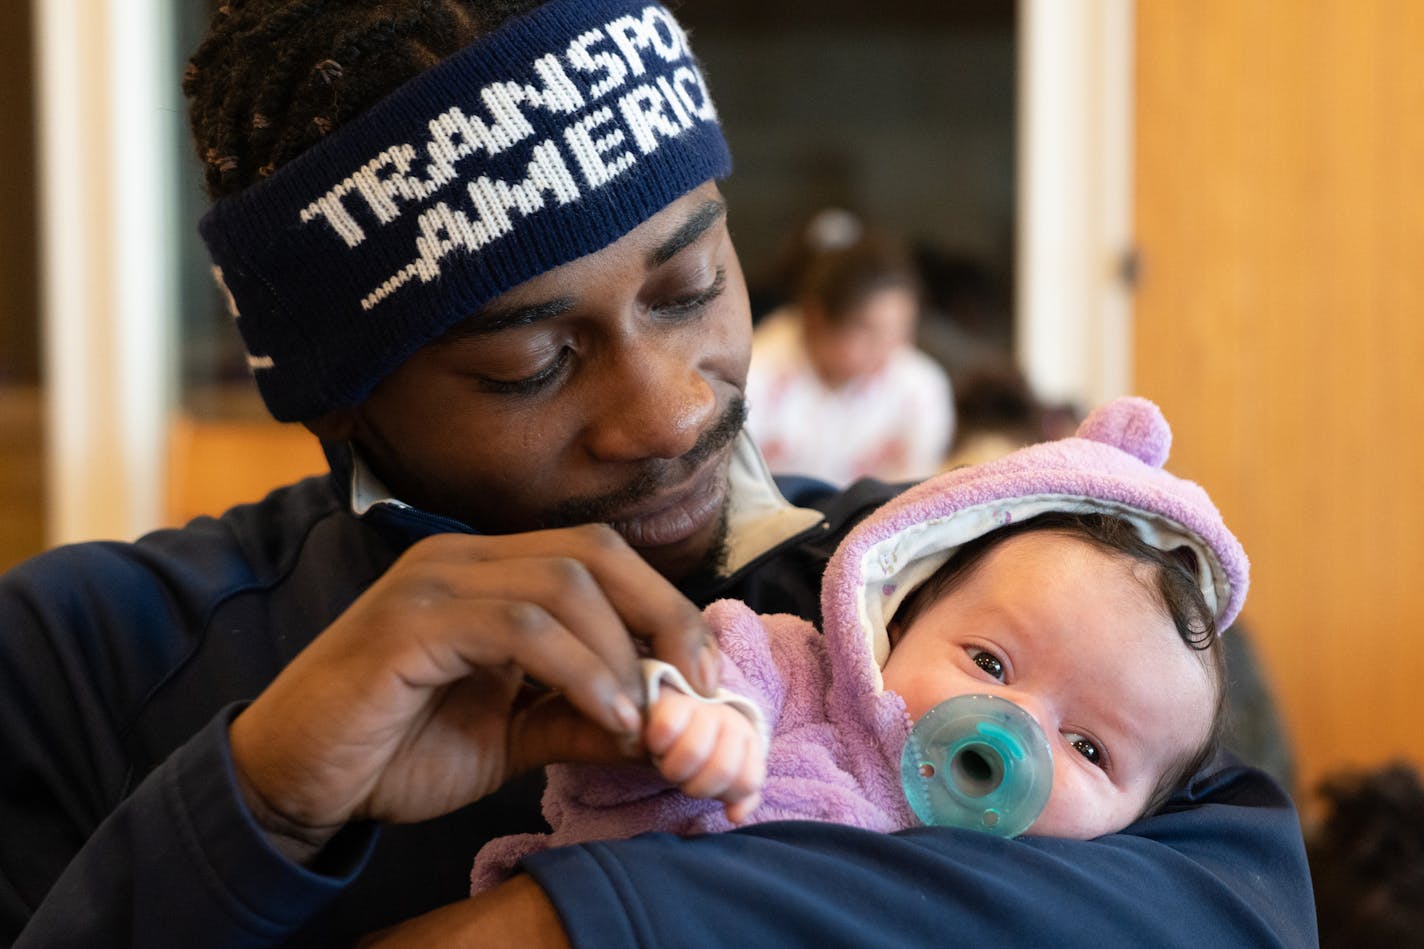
[469,598,915,893]
[835,395,1249,669]
[469,396,1249,891]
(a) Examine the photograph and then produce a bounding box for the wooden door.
[1134,0,1424,811]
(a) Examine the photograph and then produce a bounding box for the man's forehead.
[438,194,728,341]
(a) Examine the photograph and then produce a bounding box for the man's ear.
[302,406,358,442]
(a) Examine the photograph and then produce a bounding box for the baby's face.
[881,531,1215,839]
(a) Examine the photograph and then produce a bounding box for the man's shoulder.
[0,475,353,632]
[0,475,370,736]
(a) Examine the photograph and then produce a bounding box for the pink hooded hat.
[821,396,1250,674]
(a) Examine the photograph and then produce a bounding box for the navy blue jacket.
[0,467,1316,947]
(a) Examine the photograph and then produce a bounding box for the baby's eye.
[1065,733,1103,768]
[970,650,1005,681]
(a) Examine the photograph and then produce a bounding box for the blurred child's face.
[803,286,917,388]
[881,531,1216,840]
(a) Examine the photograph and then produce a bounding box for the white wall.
[1017,0,1135,411]
[34,0,177,544]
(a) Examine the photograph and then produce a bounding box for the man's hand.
[227,525,720,861]
[645,689,765,823]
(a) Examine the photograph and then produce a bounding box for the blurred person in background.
[940,362,1049,468]
[745,209,953,485]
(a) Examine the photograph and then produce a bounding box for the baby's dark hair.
[1308,762,1424,948]
[183,0,541,200]
[796,229,922,327]
[889,511,1227,819]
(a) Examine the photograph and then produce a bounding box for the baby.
[471,396,1247,890]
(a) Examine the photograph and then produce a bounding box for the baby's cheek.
[1030,771,1122,840]
[881,665,938,722]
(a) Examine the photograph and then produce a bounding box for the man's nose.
[584,343,716,461]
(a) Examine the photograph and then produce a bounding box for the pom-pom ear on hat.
[1075,396,1172,467]
[819,396,1250,670]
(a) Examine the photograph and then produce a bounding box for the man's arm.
[7,708,373,948]
[2,525,720,945]
[367,758,1314,948]
[517,758,1315,948]
[0,540,375,947]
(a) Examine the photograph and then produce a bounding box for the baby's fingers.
[674,712,764,802]
[645,690,698,758]
[655,700,722,785]
[694,722,765,824]
[647,691,766,821]
[724,787,763,825]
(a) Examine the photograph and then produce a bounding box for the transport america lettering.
[292,6,718,311]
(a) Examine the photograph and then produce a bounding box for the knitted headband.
[820,397,1251,668]
[199,0,732,421]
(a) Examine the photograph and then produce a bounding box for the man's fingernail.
[613,694,642,734]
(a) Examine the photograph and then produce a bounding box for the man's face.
[881,531,1216,839]
[332,182,753,582]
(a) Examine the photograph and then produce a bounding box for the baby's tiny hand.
[645,689,766,823]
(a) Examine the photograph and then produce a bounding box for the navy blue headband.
[200,0,731,421]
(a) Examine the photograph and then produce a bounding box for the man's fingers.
[435,598,645,738]
[391,543,645,691]
[433,528,719,695]
[725,789,762,825]
[507,693,646,775]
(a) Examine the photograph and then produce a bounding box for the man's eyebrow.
[441,296,578,341]
[648,199,727,268]
[436,199,726,342]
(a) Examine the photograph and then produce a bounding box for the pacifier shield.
[900,694,1054,838]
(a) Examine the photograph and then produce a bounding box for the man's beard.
[537,395,747,578]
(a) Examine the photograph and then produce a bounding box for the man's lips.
[606,450,731,549]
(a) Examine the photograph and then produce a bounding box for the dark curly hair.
[1309,762,1424,948]
[183,0,542,199]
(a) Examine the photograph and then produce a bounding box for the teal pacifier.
[899,694,1053,837]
